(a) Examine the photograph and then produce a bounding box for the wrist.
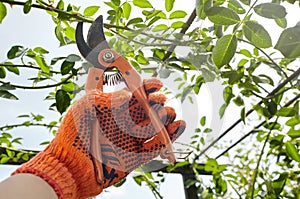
[12,150,77,199]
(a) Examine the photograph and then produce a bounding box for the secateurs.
[75,15,176,184]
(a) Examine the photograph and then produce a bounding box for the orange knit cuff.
[12,152,78,199]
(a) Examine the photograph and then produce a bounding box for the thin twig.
[250,117,278,199]
[195,67,300,160]
[0,74,73,89]
[239,38,288,79]
[0,63,61,74]
[109,29,173,47]
[162,9,197,62]
[0,123,59,131]
[215,92,300,159]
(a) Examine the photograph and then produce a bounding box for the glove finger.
[143,78,163,95]
[126,78,164,126]
[125,92,167,129]
[156,106,176,126]
[140,120,186,160]
[128,105,177,139]
[90,88,132,110]
[148,93,167,107]
[166,120,186,142]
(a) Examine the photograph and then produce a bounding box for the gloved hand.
[12,78,186,199]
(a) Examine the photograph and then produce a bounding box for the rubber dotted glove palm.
[13,78,186,199]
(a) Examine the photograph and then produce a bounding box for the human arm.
[4,78,185,199]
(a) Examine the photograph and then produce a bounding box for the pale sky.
[1,0,298,198]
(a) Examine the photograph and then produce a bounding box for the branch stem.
[0,74,73,90]
[196,67,300,160]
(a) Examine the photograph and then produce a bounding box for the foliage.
[0,0,300,198]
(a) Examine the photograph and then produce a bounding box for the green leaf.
[55,24,66,46]
[165,0,175,12]
[2,132,12,138]
[275,18,287,29]
[206,7,240,25]
[0,156,10,164]
[233,96,244,106]
[223,86,234,104]
[7,46,25,59]
[240,0,250,5]
[56,0,64,10]
[114,178,126,187]
[196,0,212,19]
[287,129,300,139]
[200,116,206,126]
[212,34,237,68]
[21,153,29,161]
[241,107,246,123]
[66,54,81,62]
[127,17,143,25]
[267,100,277,115]
[61,60,75,75]
[133,0,153,8]
[40,141,50,145]
[0,90,18,100]
[123,2,131,19]
[204,128,212,133]
[254,3,287,19]
[240,49,251,57]
[271,173,288,195]
[0,66,6,78]
[64,26,76,41]
[200,68,215,82]
[34,47,49,55]
[159,68,172,78]
[275,25,300,58]
[0,82,15,90]
[83,6,100,17]
[152,24,169,32]
[219,103,228,118]
[0,2,7,24]
[5,65,20,75]
[55,89,70,114]
[62,82,79,92]
[171,21,185,29]
[285,142,300,162]
[6,149,15,158]
[11,138,22,145]
[169,10,187,19]
[112,0,120,6]
[228,0,246,14]
[23,0,32,14]
[35,56,50,73]
[277,107,296,117]
[286,117,300,127]
[242,21,272,48]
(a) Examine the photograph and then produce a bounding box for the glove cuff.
[12,151,78,199]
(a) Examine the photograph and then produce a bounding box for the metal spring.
[103,71,124,86]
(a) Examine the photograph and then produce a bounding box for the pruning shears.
[75,15,175,184]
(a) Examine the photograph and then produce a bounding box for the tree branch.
[0,74,73,89]
[0,123,59,131]
[250,117,278,199]
[0,146,38,165]
[195,67,300,160]
[215,92,300,159]
[0,63,61,74]
[162,9,197,62]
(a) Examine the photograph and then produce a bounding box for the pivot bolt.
[102,51,114,63]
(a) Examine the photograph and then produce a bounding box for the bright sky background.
[1,0,299,198]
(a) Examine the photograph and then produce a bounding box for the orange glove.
[12,78,186,199]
